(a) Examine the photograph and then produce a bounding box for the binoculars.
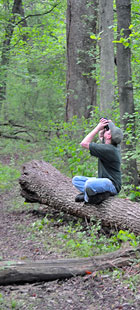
[100,118,109,131]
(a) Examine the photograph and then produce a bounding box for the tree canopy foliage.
[0,0,66,123]
[0,0,140,123]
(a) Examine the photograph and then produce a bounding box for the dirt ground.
[0,188,140,310]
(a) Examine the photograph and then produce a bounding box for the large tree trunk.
[0,246,139,285]
[19,160,140,235]
[66,0,97,120]
[116,0,138,186]
[99,0,115,114]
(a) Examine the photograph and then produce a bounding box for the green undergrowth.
[0,292,22,310]
[57,224,139,257]
[0,162,20,191]
[0,117,140,199]
[26,211,140,258]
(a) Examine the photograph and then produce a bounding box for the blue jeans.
[72,176,117,202]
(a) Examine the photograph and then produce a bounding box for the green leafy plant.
[128,187,140,202]
[116,230,138,247]
[0,293,4,304]
[0,293,19,310]
[31,216,50,231]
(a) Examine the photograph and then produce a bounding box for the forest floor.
[0,156,140,309]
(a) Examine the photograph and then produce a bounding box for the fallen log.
[19,160,140,235]
[0,246,139,285]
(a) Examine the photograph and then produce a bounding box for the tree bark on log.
[19,160,140,235]
[0,246,139,285]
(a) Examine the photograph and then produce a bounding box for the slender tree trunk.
[0,0,27,113]
[99,0,115,115]
[116,0,138,186]
[66,0,97,120]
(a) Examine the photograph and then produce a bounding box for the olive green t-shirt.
[89,143,122,193]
